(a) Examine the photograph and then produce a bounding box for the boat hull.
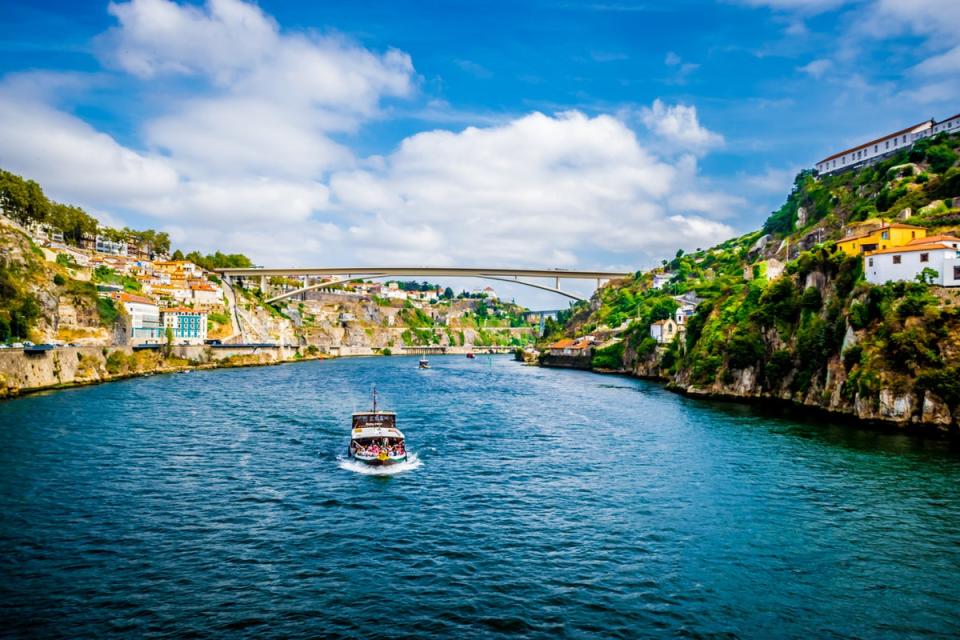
[348,453,407,466]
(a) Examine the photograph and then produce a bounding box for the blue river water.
[1,355,960,638]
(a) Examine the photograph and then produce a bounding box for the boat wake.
[337,452,422,476]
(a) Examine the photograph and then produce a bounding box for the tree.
[925,144,958,174]
[443,287,454,299]
[48,202,96,245]
[172,249,185,260]
[916,267,939,285]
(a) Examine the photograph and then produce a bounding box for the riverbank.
[0,345,329,400]
[539,359,959,435]
[0,345,520,400]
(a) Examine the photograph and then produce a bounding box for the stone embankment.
[0,345,309,399]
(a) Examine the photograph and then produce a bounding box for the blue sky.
[1,0,958,304]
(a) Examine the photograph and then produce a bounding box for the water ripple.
[1,356,960,638]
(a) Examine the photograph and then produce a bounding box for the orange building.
[836,223,926,256]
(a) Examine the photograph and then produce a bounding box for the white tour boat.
[348,389,407,466]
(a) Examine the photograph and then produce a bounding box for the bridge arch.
[217,266,631,304]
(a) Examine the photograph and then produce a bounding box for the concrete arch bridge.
[216,267,632,303]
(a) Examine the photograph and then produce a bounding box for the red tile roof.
[906,234,960,245]
[869,243,954,256]
[161,307,206,314]
[119,293,157,306]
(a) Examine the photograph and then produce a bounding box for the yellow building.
[836,223,926,256]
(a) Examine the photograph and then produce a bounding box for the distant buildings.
[95,235,127,256]
[865,235,960,287]
[815,112,960,176]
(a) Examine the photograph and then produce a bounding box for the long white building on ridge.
[816,112,960,176]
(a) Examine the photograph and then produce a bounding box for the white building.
[674,304,696,326]
[652,273,672,290]
[120,293,163,343]
[650,318,679,344]
[161,307,208,345]
[864,236,960,287]
[816,112,960,176]
[95,235,128,256]
[190,283,222,307]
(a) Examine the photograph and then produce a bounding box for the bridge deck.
[217,266,631,279]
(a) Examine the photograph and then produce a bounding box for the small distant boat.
[418,358,430,369]
[348,389,407,466]
[466,352,475,359]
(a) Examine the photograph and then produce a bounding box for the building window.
[885,140,889,149]
[920,253,929,263]
[881,231,890,240]
[893,255,902,264]
[868,258,874,267]
[954,265,960,279]
[874,144,878,152]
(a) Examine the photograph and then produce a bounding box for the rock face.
[0,345,298,399]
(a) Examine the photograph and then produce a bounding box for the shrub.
[842,344,862,371]
[925,144,958,174]
[105,350,129,375]
[592,341,625,370]
[691,354,722,386]
[381,347,392,356]
[917,365,960,408]
[726,330,764,370]
[801,286,822,312]
[97,297,118,326]
[53,273,66,286]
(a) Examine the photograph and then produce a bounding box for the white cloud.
[100,0,280,81]
[0,0,748,305]
[735,0,850,13]
[102,0,415,180]
[639,99,724,153]
[0,75,179,205]
[860,0,960,41]
[798,58,832,78]
[912,45,960,76]
[329,111,734,267]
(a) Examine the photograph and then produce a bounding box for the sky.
[1,0,958,306]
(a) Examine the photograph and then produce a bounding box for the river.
[1,355,959,638]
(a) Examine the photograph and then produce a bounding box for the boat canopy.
[351,426,404,440]
[352,412,396,430]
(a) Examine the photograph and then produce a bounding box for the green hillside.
[547,130,960,429]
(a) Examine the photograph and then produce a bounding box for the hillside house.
[547,337,593,357]
[650,318,679,344]
[95,235,127,256]
[837,223,926,256]
[120,293,163,344]
[652,273,673,289]
[161,307,208,345]
[864,236,960,287]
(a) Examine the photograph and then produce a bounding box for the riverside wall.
[0,345,299,399]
